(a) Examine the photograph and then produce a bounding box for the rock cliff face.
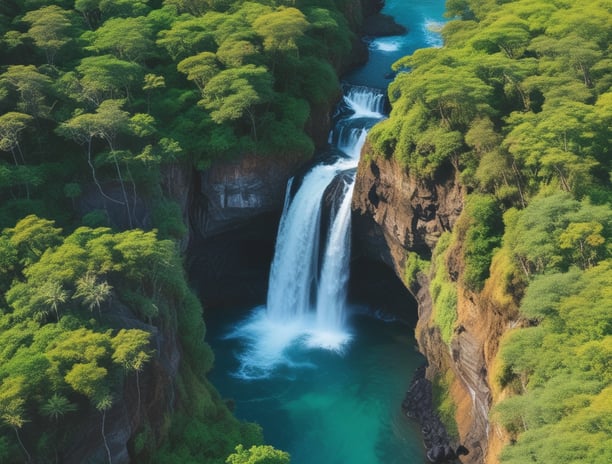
[353,151,500,464]
[190,153,307,240]
[63,304,181,464]
[352,149,463,273]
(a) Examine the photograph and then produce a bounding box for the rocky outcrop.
[352,152,497,464]
[190,153,308,239]
[352,150,463,275]
[361,14,407,36]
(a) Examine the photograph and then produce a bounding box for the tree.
[0,65,52,118]
[558,221,606,269]
[142,73,165,113]
[156,15,216,61]
[56,99,133,224]
[252,7,308,58]
[0,377,31,463]
[87,16,153,63]
[177,51,219,91]
[38,280,68,321]
[22,5,73,66]
[76,55,143,105]
[95,393,113,464]
[5,214,62,266]
[0,112,33,166]
[201,65,274,144]
[470,14,530,58]
[111,329,152,417]
[226,444,290,464]
[73,271,112,315]
[40,393,77,421]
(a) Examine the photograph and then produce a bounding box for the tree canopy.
[376,2,610,462]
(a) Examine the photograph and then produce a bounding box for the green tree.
[5,214,62,266]
[0,65,52,118]
[470,14,530,58]
[0,112,33,166]
[38,280,68,321]
[39,393,77,422]
[177,51,219,91]
[87,16,153,63]
[76,55,143,105]
[226,444,290,464]
[111,329,152,416]
[95,393,113,464]
[201,65,274,144]
[0,377,31,463]
[73,271,112,315]
[22,5,73,66]
[253,7,308,57]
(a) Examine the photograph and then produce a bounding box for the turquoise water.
[209,310,427,464]
[346,0,446,88]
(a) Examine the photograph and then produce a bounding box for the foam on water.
[226,307,352,379]
[423,19,445,47]
[369,37,403,52]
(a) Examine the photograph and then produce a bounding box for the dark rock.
[361,13,407,36]
[403,366,466,463]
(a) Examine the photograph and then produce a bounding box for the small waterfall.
[229,85,385,377]
[314,177,355,333]
[343,85,386,118]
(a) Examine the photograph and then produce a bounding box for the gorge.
[1,0,609,463]
[198,0,455,462]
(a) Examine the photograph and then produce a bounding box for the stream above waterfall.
[205,1,446,462]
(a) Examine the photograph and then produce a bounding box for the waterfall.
[229,85,385,377]
[314,177,355,333]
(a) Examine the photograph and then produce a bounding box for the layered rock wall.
[352,150,501,464]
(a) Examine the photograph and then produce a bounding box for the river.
[207,1,446,463]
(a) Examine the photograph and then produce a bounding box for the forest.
[1,0,611,463]
[372,0,610,462]
[0,0,359,462]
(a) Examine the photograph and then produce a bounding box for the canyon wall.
[352,150,507,464]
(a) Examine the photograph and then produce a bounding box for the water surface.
[209,310,427,464]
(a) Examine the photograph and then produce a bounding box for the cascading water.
[228,85,386,377]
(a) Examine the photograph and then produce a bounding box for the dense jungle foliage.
[0,0,359,462]
[378,0,610,462]
[0,0,356,231]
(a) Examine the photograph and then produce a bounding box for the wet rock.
[403,366,467,463]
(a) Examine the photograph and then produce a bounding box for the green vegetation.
[403,250,430,289]
[429,232,457,346]
[226,444,291,464]
[0,0,361,461]
[0,0,355,230]
[373,0,610,462]
[0,216,261,462]
[432,369,458,438]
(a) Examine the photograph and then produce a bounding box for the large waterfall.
[228,85,386,378]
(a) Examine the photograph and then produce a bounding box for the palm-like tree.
[40,393,77,421]
[0,398,31,463]
[95,394,113,464]
[73,272,112,315]
[40,281,68,321]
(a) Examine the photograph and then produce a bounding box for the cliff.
[352,151,508,464]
